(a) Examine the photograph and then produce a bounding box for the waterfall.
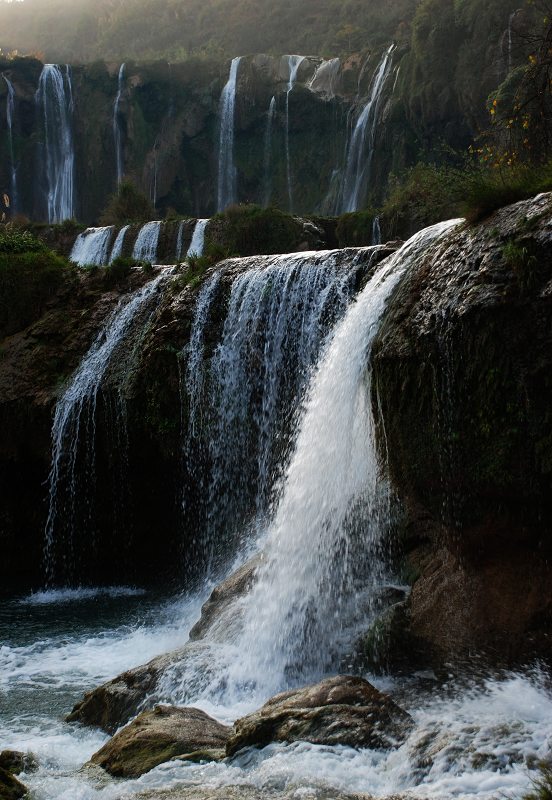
[217,57,242,212]
[175,221,185,262]
[187,219,209,257]
[284,55,306,213]
[109,224,129,263]
[113,63,126,185]
[35,64,75,223]
[262,96,276,208]
[132,221,162,262]
[182,248,365,575]
[44,274,166,585]
[199,219,462,701]
[70,227,114,267]
[372,215,382,245]
[3,76,17,212]
[308,57,341,99]
[339,46,395,214]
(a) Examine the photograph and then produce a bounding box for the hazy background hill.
[0,0,510,64]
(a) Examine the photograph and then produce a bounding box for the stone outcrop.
[90,705,231,778]
[226,675,413,756]
[372,193,552,665]
[0,769,27,800]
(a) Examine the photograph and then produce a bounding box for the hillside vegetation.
[0,0,513,63]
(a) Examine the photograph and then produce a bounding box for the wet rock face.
[372,194,552,663]
[0,769,27,800]
[226,675,413,756]
[90,705,231,778]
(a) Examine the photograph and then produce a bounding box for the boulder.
[0,768,27,800]
[226,675,413,756]
[0,752,37,776]
[90,705,231,778]
[66,647,188,733]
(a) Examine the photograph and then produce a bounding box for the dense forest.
[0,0,515,63]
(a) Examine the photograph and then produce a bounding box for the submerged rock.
[90,705,231,778]
[226,675,413,756]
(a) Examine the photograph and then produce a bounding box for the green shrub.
[103,256,137,286]
[523,764,552,800]
[0,227,46,254]
[336,210,377,247]
[0,248,70,338]
[100,181,155,226]
[218,204,301,256]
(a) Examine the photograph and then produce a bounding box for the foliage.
[381,158,552,237]
[217,204,301,256]
[100,181,155,226]
[523,764,552,800]
[0,226,46,254]
[0,0,416,62]
[336,210,377,247]
[0,245,70,338]
[102,256,139,286]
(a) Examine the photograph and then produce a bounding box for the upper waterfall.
[113,63,126,185]
[339,46,395,213]
[217,57,242,212]
[3,76,17,212]
[284,55,306,212]
[35,64,75,223]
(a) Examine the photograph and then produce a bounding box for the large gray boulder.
[226,675,413,756]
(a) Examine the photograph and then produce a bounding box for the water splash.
[35,64,75,223]
[3,75,17,212]
[217,57,242,212]
[70,227,114,267]
[284,55,306,212]
[44,274,166,585]
[113,63,126,185]
[132,221,162,262]
[339,46,395,213]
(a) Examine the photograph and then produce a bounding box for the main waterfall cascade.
[113,63,126,185]
[3,75,17,211]
[168,220,463,713]
[339,45,395,213]
[182,248,366,575]
[35,64,76,223]
[217,56,242,212]
[44,274,167,584]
